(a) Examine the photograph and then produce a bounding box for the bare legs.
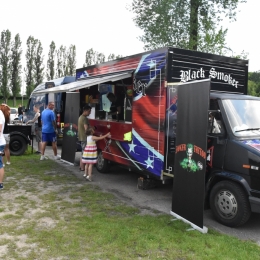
[3,144,10,164]
[0,166,4,183]
[38,141,42,154]
[80,158,84,171]
[41,141,57,156]
[84,164,93,181]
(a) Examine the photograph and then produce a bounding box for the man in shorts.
[78,105,91,171]
[40,102,60,160]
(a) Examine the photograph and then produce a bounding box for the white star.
[147,60,156,69]
[145,156,153,169]
[129,141,137,153]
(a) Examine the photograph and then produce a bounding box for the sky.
[0,0,259,93]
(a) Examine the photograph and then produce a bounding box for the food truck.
[34,47,260,227]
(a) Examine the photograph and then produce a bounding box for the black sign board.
[171,79,210,232]
[61,92,80,164]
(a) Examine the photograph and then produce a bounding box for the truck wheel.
[96,150,109,173]
[9,135,27,156]
[210,181,251,227]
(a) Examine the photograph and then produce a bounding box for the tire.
[96,150,109,173]
[210,181,251,227]
[9,135,28,156]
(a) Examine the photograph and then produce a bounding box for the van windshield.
[222,99,260,137]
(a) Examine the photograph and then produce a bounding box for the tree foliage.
[46,41,56,80]
[24,36,36,97]
[56,45,67,78]
[10,33,22,106]
[84,49,122,66]
[34,39,44,87]
[248,71,260,97]
[107,54,123,61]
[0,29,11,103]
[67,45,76,76]
[130,0,246,54]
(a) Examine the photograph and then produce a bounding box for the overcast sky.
[0,0,259,93]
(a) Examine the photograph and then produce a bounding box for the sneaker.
[6,161,11,165]
[40,155,48,161]
[3,164,5,167]
[35,151,41,154]
[86,176,92,182]
[0,183,3,190]
[54,155,61,160]
[83,173,87,177]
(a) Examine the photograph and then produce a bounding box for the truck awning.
[34,70,133,94]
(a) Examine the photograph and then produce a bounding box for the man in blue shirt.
[40,102,60,160]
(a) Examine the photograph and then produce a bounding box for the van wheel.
[96,150,109,173]
[210,181,251,227]
[9,135,27,156]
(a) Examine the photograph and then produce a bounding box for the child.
[82,127,110,181]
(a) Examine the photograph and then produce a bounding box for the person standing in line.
[82,127,110,182]
[0,104,10,190]
[107,92,124,121]
[40,102,60,160]
[18,104,23,121]
[78,105,91,172]
[3,121,11,166]
[26,104,42,154]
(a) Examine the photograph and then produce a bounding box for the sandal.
[79,167,84,171]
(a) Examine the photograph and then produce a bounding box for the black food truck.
[33,47,260,227]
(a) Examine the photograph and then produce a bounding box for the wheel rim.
[216,190,238,219]
[97,152,104,169]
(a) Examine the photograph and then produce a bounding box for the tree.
[96,52,105,64]
[10,33,22,106]
[107,54,123,61]
[130,0,246,54]
[46,41,56,80]
[248,71,260,97]
[67,44,76,76]
[56,45,67,78]
[84,49,122,66]
[0,29,12,103]
[34,39,44,88]
[84,48,96,66]
[24,36,36,97]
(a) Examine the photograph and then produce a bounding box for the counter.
[89,119,132,142]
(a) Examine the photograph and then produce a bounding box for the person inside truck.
[107,92,124,121]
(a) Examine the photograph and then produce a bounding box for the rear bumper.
[249,196,260,214]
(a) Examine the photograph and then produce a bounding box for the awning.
[34,70,133,94]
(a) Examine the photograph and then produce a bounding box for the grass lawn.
[0,149,260,259]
